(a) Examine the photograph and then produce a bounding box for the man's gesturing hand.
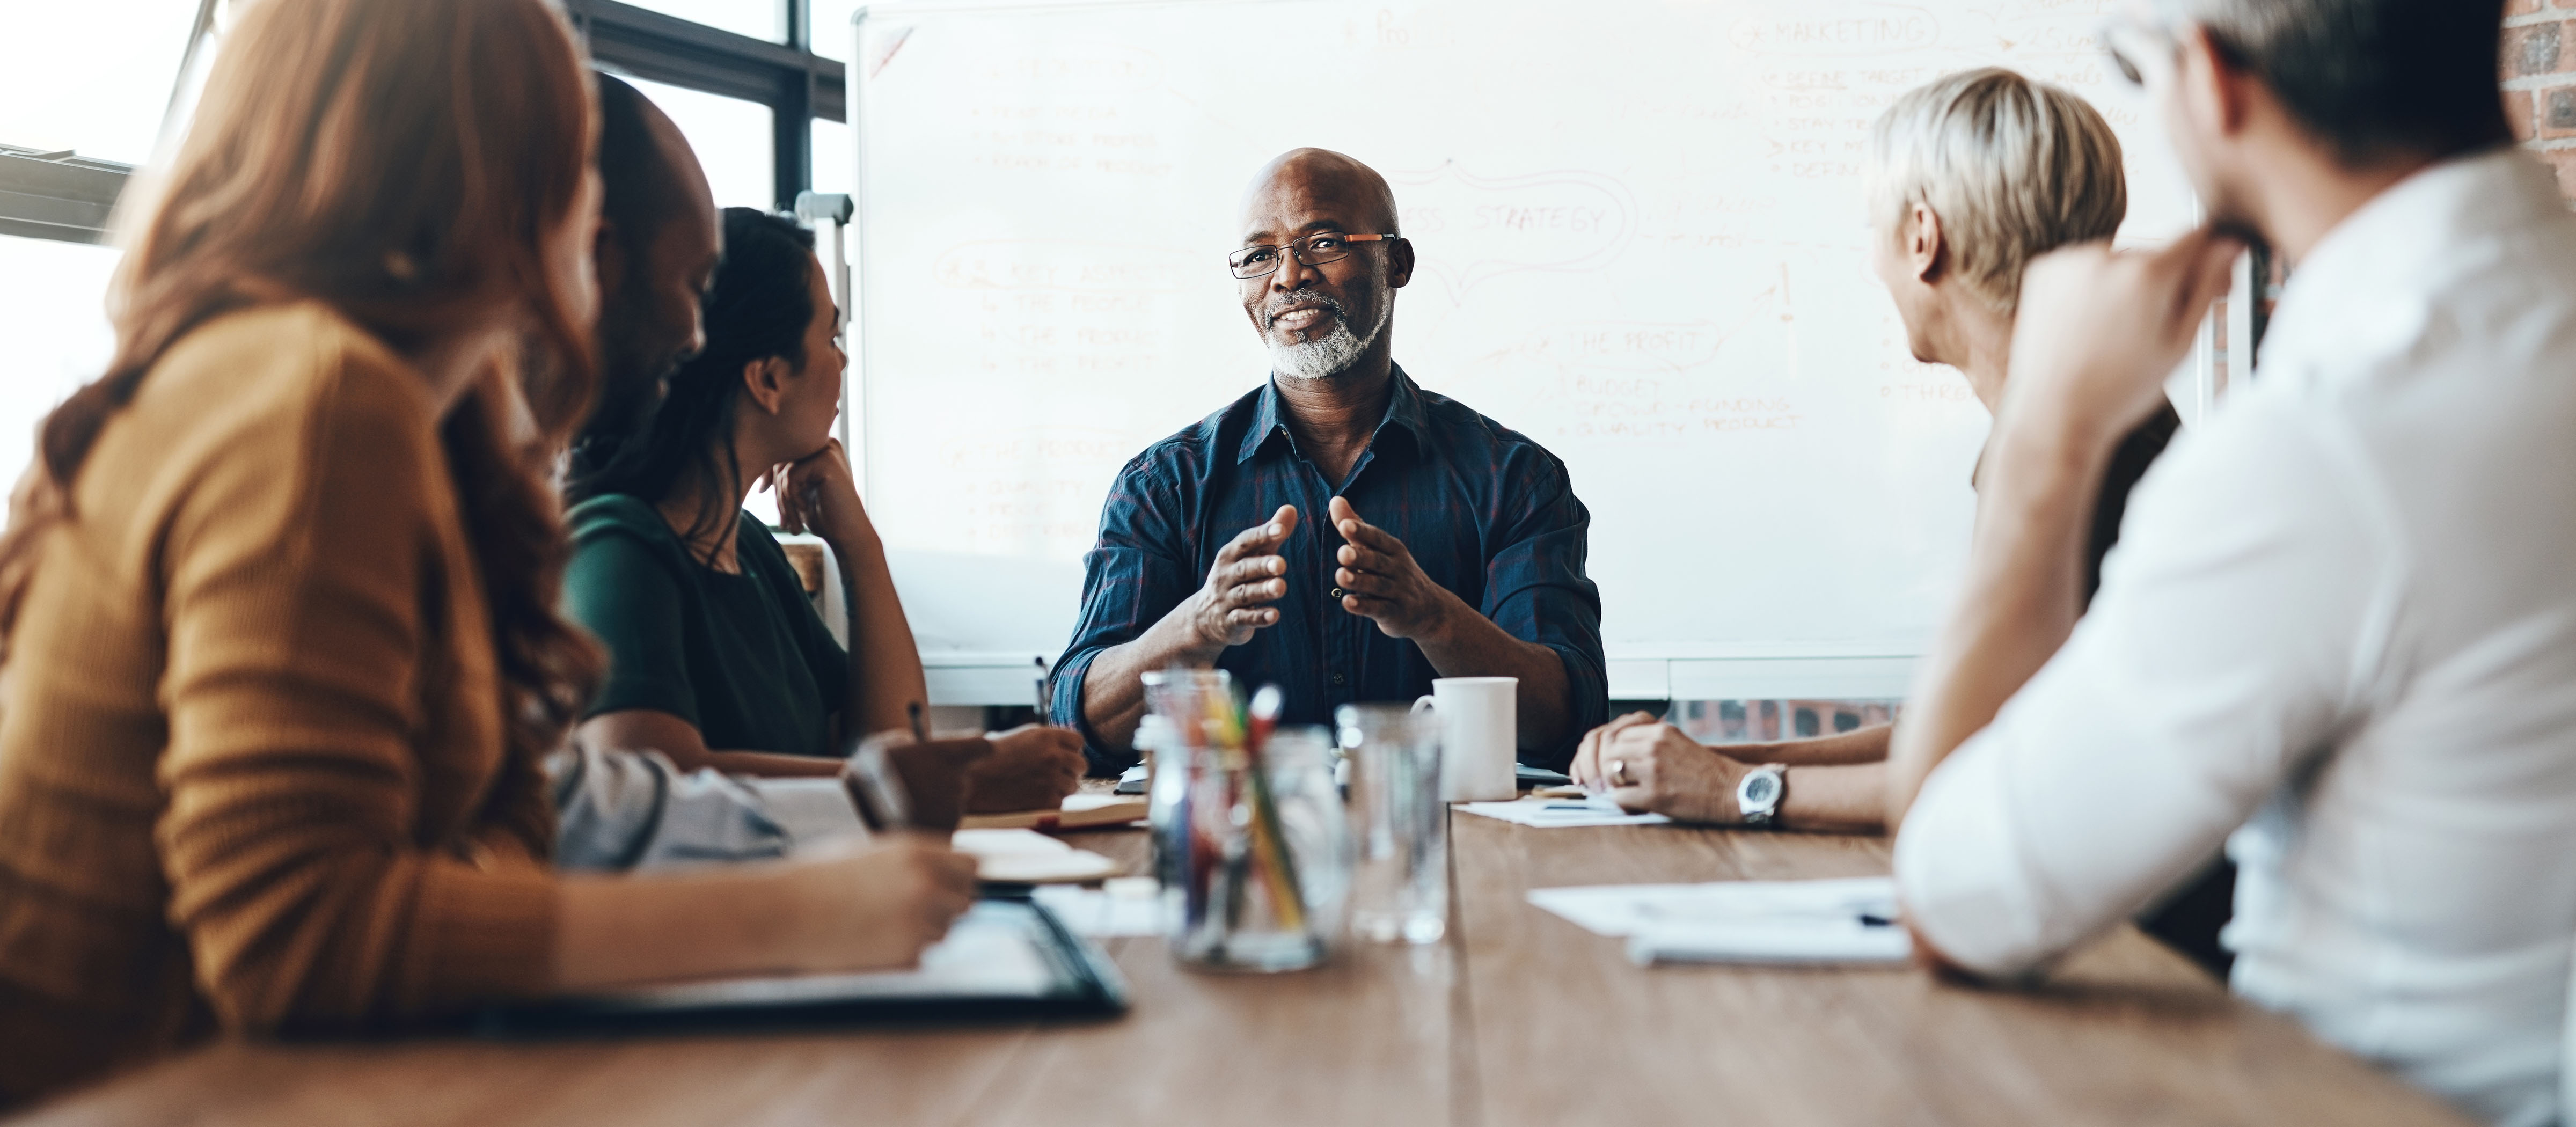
[1330,496,1461,641]
[1183,504,1299,655]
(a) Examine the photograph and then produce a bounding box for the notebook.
[481,897,1129,1034]
[956,793,1148,831]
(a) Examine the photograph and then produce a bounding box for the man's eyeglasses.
[1228,232,1396,280]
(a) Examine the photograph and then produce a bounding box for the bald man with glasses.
[1046,148,1608,773]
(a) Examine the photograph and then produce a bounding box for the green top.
[563,494,850,759]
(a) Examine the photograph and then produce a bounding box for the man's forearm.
[1885,414,2114,829]
[1414,595,1574,751]
[1078,598,1222,755]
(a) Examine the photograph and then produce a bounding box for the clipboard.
[481,897,1129,1035]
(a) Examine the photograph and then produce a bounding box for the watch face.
[1743,773,1780,806]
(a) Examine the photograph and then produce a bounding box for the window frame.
[564,0,845,213]
[0,0,847,245]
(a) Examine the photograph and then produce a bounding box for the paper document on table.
[1456,794,1671,829]
[950,828,1124,884]
[1527,876,1909,966]
[1033,880,1163,937]
[750,777,869,847]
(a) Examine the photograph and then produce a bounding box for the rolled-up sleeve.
[1051,458,1196,772]
[1481,452,1608,771]
[1893,405,2382,977]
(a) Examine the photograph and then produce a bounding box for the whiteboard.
[844,0,2198,700]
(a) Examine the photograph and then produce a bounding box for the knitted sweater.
[0,303,558,1103]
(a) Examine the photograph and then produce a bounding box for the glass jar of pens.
[1145,669,1350,972]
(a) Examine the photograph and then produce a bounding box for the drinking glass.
[1338,703,1449,945]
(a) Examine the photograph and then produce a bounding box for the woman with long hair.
[560,208,1082,808]
[0,0,972,1103]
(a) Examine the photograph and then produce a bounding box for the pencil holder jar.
[1145,672,1350,972]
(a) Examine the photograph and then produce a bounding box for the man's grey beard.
[1266,289,1391,380]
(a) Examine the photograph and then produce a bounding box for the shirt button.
[1330,672,1346,686]
[1331,587,1345,598]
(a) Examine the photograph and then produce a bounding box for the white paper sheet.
[750,777,869,847]
[950,828,1123,883]
[1627,918,1909,965]
[1527,876,1910,965]
[1455,795,1672,829]
[1033,881,1164,937]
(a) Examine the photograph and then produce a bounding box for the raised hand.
[1183,504,1299,655]
[773,438,874,550]
[1329,495,1461,641]
[2004,226,2242,443]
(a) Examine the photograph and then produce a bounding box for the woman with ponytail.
[0,0,973,1103]
[559,208,1083,811]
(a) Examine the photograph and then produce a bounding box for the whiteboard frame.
[841,0,2225,705]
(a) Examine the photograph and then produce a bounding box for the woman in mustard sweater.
[0,0,972,1103]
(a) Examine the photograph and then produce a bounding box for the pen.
[1033,655,1051,716]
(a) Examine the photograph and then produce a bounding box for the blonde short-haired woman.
[1571,68,2184,860]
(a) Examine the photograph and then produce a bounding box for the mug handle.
[1410,696,1437,717]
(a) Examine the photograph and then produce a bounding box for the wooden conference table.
[18,813,2475,1127]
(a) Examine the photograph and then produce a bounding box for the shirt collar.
[1234,364,1429,465]
[2261,147,2565,377]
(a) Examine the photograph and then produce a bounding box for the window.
[0,235,121,487]
[1,0,848,528]
[0,0,202,166]
[623,0,782,43]
[807,0,866,64]
[1668,700,1901,745]
[626,77,777,213]
[810,116,853,196]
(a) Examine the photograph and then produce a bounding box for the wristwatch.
[1736,764,1788,828]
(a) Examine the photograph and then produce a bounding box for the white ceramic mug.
[1412,677,1517,802]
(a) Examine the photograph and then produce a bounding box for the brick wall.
[2506,2,2576,203]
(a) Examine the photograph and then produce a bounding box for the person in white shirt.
[1566,65,2236,975]
[1886,0,2576,1123]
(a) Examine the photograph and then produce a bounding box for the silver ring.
[1609,758,1632,787]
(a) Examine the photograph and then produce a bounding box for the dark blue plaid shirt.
[1048,367,1607,773]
